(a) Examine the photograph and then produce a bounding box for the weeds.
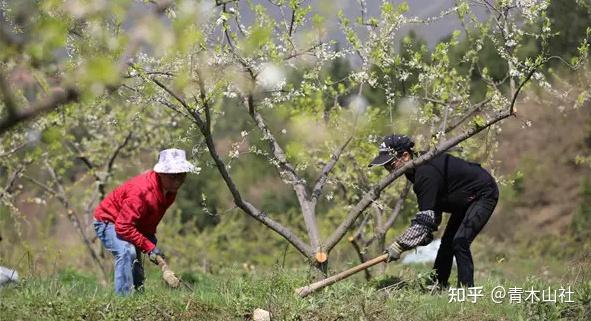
[1,261,590,321]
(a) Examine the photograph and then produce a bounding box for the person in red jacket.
[93,148,196,295]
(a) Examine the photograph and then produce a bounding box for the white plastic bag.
[0,266,19,285]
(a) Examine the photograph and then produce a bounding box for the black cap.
[368,134,414,167]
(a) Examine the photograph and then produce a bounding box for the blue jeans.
[93,220,157,295]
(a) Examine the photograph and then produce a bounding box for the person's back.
[410,153,497,213]
[94,170,175,251]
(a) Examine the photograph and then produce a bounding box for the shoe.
[423,281,448,294]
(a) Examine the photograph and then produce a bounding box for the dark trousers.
[433,183,498,287]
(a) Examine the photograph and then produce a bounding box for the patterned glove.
[385,242,404,263]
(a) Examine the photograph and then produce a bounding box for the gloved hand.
[385,242,403,263]
[148,247,165,265]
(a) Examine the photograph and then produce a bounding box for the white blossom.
[398,71,411,81]
[257,63,286,91]
[229,149,239,158]
[216,14,228,26]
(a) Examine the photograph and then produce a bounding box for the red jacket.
[94,170,176,253]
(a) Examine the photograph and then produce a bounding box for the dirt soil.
[487,93,591,239]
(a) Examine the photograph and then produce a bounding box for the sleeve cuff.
[143,241,156,253]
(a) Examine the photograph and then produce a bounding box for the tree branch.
[0,166,24,199]
[288,1,297,37]
[349,237,371,281]
[0,86,79,135]
[348,180,411,252]
[510,66,538,114]
[155,67,315,261]
[0,142,27,158]
[194,68,211,130]
[0,0,173,136]
[244,94,323,252]
[311,135,353,206]
[124,71,175,78]
[201,109,314,260]
[381,181,412,234]
[282,42,324,61]
[245,96,304,189]
[22,174,56,196]
[24,163,109,281]
[444,97,492,134]
[350,210,372,243]
[220,7,257,79]
[215,0,239,6]
[151,78,189,108]
[77,155,96,171]
[107,132,132,174]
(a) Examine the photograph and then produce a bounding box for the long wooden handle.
[295,254,388,298]
[155,255,168,271]
[155,255,180,288]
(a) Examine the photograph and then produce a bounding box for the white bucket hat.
[153,148,196,174]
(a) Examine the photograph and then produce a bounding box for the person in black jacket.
[369,134,499,288]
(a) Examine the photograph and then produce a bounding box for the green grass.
[2,235,590,320]
[1,259,590,321]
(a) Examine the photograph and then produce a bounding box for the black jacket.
[405,153,497,215]
[394,153,498,251]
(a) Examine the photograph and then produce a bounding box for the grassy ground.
[2,244,590,321]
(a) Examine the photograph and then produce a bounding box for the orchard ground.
[2,235,590,321]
